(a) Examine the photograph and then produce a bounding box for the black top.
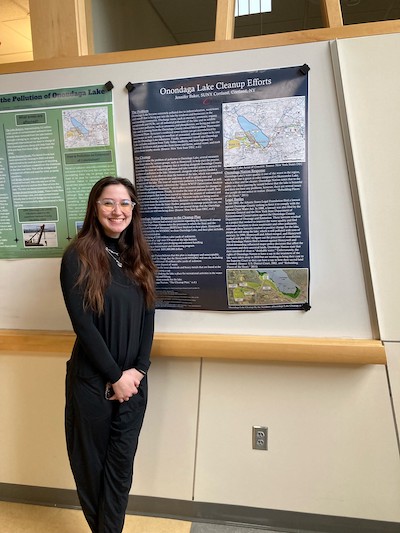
[60,235,154,384]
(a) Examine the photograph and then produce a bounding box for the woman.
[60,176,156,533]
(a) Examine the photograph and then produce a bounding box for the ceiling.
[0,0,32,63]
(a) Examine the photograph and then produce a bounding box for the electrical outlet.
[252,425,268,450]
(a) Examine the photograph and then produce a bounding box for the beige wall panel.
[385,342,400,431]
[334,34,400,341]
[0,353,199,500]
[0,353,74,488]
[133,357,200,499]
[194,360,400,521]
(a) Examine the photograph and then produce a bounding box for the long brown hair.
[70,176,156,312]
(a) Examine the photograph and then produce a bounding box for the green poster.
[0,85,117,258]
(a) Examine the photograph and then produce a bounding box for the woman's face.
[96,184,133,238]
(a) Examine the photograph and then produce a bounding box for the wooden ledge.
[0,330,386,365]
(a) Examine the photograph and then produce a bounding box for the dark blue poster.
[129,66,309,311]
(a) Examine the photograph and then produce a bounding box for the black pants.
[65,366,147,533]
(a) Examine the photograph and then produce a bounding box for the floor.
[0,501,288,533]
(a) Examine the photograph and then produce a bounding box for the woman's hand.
[109,368,144,403]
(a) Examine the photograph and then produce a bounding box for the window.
[340,0,400,25]
[234,0,323,38]
[92,0,217,54]
[235,0,272,17]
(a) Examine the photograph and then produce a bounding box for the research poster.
[0,85,117,258]
[129,66,310,311]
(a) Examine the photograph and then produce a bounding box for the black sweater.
[60,236,154,384]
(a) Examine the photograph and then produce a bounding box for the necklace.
[105,246,122,268]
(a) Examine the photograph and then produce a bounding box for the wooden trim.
[29,0,92,60]
[75,0,94,55]
[1,20,399,76]
[30,0,80,60]
[0,330,386,365]
[215,0,236,41]
[321,0,343,28]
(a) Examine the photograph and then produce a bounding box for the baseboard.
[0,483,399,533]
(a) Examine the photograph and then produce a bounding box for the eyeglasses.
[97,199,136,212]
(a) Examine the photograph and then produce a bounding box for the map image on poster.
[62,107,110,148]
[222,96,306,166]
[129,66,309,311]
[227,268,308,307]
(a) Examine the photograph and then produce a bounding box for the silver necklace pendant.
[105,246,122,268]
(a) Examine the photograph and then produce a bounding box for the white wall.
[333,34,400,342]
[0,41,374,338]
[333,33,400,436]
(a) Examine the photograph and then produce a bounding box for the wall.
[0,42,374,336]
[333,32,400,448]
[0,37,400,523]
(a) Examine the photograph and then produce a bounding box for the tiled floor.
[0,501,288,533]
[0,502,191,533]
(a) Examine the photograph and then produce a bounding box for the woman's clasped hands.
[110,368,143,402]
